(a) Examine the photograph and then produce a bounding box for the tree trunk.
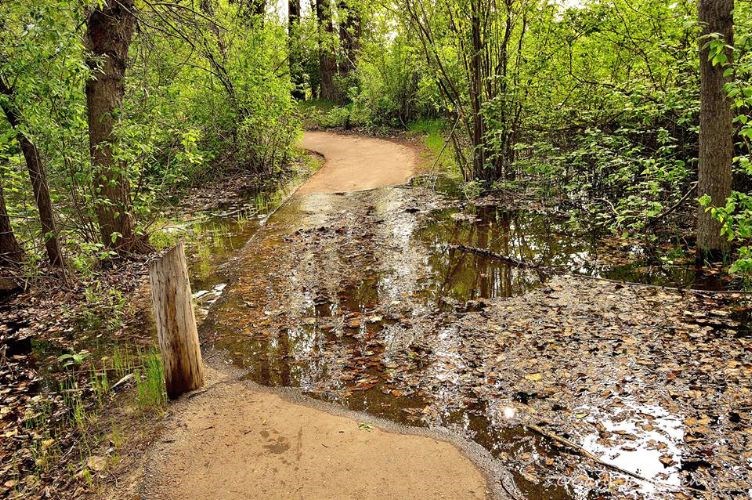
[697,0,734,261]
[470,0,487,180]
[16,127,65,266]
[316,0,338,101]
[84,0,147,253]
[149,242,204,399]
[338,0,361,76]
[289,0,305,100]
[0,179,24,266]
[0,79,64,266]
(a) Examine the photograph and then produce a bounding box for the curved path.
[131,133,496,499]
[298,131,417,195]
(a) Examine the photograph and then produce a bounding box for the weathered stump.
[149,241,204,399]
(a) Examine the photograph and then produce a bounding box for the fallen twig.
[447,244,539,268]
[527,423,705,493]
[527,423,649,483]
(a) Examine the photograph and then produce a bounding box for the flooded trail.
[139,132,506,499]
[164,132,750,499]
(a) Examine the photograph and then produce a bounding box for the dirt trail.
[133,132,497,499]
[298,131,417,195]
[141,368,489,500]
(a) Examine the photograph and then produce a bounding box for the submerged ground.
[135,132,503,499]
[148,131,750,498]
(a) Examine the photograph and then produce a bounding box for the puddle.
[417,205,735,301]
[582,401,684,495]
[193,283,227,321]
[222,312,573,498]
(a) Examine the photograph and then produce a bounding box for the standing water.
[186,178,747,498]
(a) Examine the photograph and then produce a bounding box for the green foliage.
[76,284,127,335]
[704,185,752,277]
[524,123,693,233]
[58,350,90,369]
[409,119,461,179]
[0,0,300,267]
[0,0,749,275]
[510,0,701,233]
[348,34,437,128]
[135,351,167,411]
[320,105,354,128]
[0,0,90,257]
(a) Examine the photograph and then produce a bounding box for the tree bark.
[0,79,64,266]
[470,0,487,180]
[316,0,338,101]
[84,0,147,253]
[149,242,204,399]
[289,0,305,100]
[0,178,24,266]
[697,0,734,261]
[338,0,361,76]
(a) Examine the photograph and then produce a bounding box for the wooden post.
[149,241,204,399]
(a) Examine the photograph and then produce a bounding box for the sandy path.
[298,131,417,195]
[141,369,490,500]
[130,133,498,499]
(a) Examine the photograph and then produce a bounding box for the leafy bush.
[319,106,353,128]
[704,191,752,275]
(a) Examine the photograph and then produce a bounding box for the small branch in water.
[526,423,705,493]
[447,244,537,268]
[646,182,699,228]
[527,423,648,483]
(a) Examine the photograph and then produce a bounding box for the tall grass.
[135,351,167,411]
[408,119,461,178]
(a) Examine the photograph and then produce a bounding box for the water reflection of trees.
[420,208,603,300]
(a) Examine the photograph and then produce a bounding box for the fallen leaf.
[86,455,107,472]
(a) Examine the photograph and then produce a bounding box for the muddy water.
[191,183,741,499]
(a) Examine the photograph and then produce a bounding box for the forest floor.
[2,130,751,499]
[186,131,750,499]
